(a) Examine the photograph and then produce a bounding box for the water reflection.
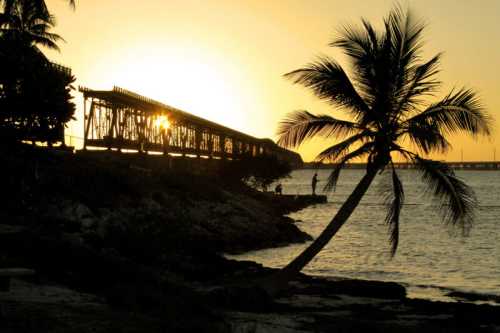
[227,169,500,301]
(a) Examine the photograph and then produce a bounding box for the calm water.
[228,169,500,303]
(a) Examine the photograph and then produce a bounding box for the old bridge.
[79,86,302,167]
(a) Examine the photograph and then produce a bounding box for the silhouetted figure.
[311,173,318,195]
[275,183,283,195]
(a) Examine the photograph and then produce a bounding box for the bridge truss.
[80,86,302,166]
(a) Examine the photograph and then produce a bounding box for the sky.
[44,0,500,162]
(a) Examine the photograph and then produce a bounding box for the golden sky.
[45,0,500,162]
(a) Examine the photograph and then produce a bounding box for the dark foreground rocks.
[2,225,500,332]
[1,144,311,255]
[3,248,500,333]
[212,273,500,333]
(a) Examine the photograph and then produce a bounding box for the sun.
[154,115,171,130]
[96,47,254,135]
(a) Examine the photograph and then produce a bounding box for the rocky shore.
[0,144,311,254]
[1,144,499,332]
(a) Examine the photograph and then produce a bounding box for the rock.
[212,203,234,216]
[73,203,93,220]
[295,277,407,300]
[81,217,96,229]
[207,285,275,312]
[44,201,95,232]
[62,232,84,246]
[446,291,500,304]
[141,197,162,211]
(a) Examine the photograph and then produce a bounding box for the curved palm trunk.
[261,166,379,296]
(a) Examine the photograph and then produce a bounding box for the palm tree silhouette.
[1,0,75,15]
[265,5,492,293]
[0,0,65,55]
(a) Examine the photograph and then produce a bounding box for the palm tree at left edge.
[1,0,75,15]
[0,0,66,55]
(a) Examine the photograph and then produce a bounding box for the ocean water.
[228,169,500,303]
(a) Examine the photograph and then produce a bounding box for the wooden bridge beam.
[83,99,95,150]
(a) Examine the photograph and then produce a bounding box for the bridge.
[393,161,500,170]
[79,86,302,167]
[302,161,500,171]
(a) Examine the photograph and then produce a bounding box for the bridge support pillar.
[220,135,226,160]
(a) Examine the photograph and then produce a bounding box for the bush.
[222,154,292,191]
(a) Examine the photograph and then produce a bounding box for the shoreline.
[3,260,500,332]
[200,259,500,332]
[225,256,500,307]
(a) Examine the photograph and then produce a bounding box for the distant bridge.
[393,161,500,170]
[79,86,302,167]
[302,161,500,171]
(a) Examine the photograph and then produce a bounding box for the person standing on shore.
[275,183,283,195]
[311,173,318,195]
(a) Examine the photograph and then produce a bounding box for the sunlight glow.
[154,115,170,130]
[93,47,255,135]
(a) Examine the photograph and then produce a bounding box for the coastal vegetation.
[269,4,492,291]
[223,153,292,191]
[0,0,75,144]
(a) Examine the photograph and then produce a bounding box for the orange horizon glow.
[45,0,500,162]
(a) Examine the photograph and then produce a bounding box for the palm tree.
[1,0,75,15]
[0,0,65,54]
[263,5,492,294]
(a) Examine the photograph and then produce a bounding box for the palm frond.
[404,88,492,137]
[395,53,442,115]
[402,118,451,154]
[45,13,57,26]
[361,18,378,53]
[66,0,76,10]
[330,23,378,107]
[30,33,62,51]
[323,142,374,192]
[315,131,371,163]
[331,22,376,64]
[414,156,476,234]
[382,5,429,122]
[388,4,426,82]
[277,110,360,148]
[1,0,65,54]
[284,56,370,121]
[381,164,404,256]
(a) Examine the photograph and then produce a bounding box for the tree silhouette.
[0,40,76,143]
[0,0,64,55]
[222,153,292,191]
[1,0,75,17]
[264,5,492,294]
[0,0,75,144]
